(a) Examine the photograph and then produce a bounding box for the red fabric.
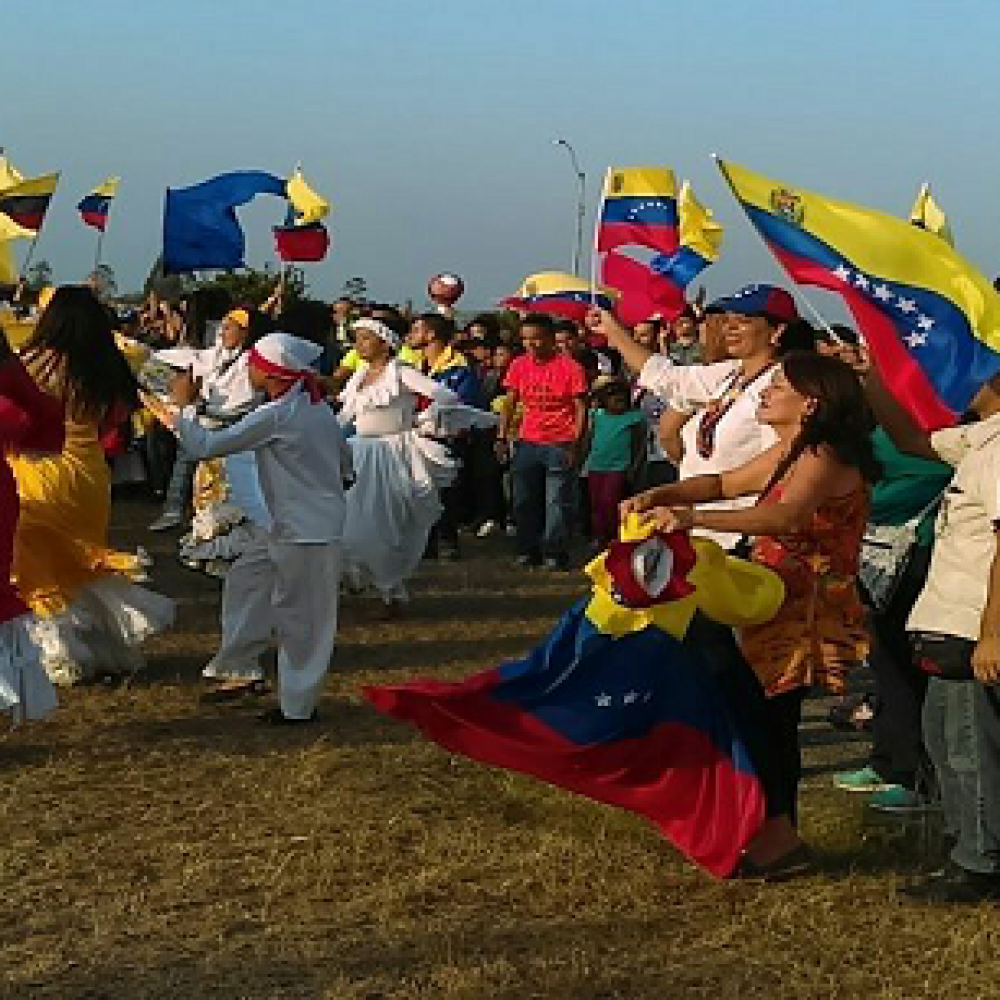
[601,251,685,327]
[504,354,586,444]
[769,245,954,431]
[365,675,764,878]
[249,348,323,402]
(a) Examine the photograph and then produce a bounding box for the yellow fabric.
[909,183,953,247]
[0,239,15,285]
[11,359,143,617]
[89,176,120,199]
[0,172,59,240]
[0,155,24,190]
[510,271,619,303]
[398,344,421,366]
[340,347,362,372]
[425,344,468,376]
[115,334,155,435]
[0,310,34,349]
[678,181,723,261]
[583,514,785,640]
[602,166,676,200]
[286,169,330,225]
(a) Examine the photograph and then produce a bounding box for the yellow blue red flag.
[596,166,678,254]
[717,158,1000,430]
[0,172,58,239]
[502,271,618,321]
[77,176,120,232]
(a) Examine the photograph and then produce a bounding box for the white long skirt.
[26,577,176,687]
[342,430,455,600]
[0,615,57,725]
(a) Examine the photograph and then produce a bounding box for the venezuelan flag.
[651,181,723,289]
[596,166,678,254]
[77,177,119,233]
[502,271,617,322]
[366,524,785,878]
[718,158,1000,430]
[0,173,59,234]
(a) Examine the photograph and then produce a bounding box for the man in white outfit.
[145,332,354,724]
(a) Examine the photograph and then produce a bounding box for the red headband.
[249,347,323,403]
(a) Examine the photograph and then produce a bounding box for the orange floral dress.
[739,484,870,697]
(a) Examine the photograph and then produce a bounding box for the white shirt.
[908,413,1000,641]
[339,360,458,438]
[176,385,354,544]
[638,355,778,549]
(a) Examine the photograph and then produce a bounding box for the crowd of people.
[2,273,999,904]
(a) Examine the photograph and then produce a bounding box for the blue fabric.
[163,171,287,274]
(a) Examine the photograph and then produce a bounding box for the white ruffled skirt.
[26,576,176,687]
[342,430,456,600]
[0,615,57,725]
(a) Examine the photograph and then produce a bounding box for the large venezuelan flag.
[502,271,617,322]
[0,173,59,235]
[366,526,786,878]
[596,166,678,254]
[601,251,685,325]
[718,158,1000,430]
[77,177,120,233]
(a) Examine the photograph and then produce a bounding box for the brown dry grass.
[2,493,1000,999]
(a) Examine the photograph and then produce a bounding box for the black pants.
[143,424,177,499]
[465,429,506,525]
[867,544,933,789]
[687,614,807,823]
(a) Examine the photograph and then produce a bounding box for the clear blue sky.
[3,0,999,314]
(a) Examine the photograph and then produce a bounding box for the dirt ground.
[2,492,999,999]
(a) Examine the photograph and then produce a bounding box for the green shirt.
[870,427,952,544]
[585,408,644,473]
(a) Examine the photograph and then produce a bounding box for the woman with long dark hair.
[625,352,880,877]
[12,286,174,684]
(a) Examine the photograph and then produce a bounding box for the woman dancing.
[338,318,463,614]
[12,286,174,684]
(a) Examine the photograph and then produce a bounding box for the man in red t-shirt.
[498,313,587,570]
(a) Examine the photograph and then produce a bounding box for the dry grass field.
[3,492,1000,999]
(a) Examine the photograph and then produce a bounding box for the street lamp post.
[552,139,586,278]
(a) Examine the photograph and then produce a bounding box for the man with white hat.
[145,332,354,724]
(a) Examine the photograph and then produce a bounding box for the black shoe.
[735,843,815,882]
[258,707,318,726]
[514,553,541,569]
[200,679,268,704]
[900,862,1000,903]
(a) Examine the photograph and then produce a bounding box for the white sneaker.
[476,520,499,538]
[505,522,517,537]
[149,511,183,532]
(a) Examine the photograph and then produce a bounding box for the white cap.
[251,332,324,375]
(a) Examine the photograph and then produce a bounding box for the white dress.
[338,361,459,601]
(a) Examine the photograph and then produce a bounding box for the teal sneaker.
[867,785,938,813]
[832,765,892,793]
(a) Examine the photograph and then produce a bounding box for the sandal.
[199,679,268,703]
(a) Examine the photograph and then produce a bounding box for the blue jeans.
[162,446,195,516]
[923,676,1000,874]
[511,440,574,560]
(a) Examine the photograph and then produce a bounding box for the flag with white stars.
[365,528,789,878]
[596,165,679,255]
[718,158,1000,431]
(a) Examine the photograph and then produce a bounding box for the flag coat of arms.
[718,158,1000,430]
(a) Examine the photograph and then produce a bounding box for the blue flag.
[162,170,287,273]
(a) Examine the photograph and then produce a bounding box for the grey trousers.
[923,676,1000,874]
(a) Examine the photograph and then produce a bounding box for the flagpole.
[93,229,105,275]
[19,233,41,281]
[589,168,610,306]
[712,154,839,341]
